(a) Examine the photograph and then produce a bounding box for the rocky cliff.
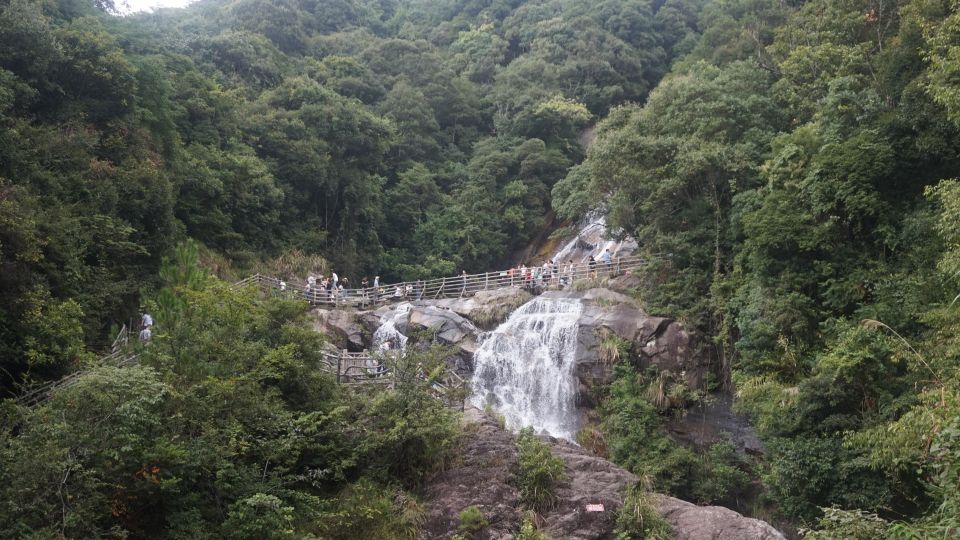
[419,409,783,540]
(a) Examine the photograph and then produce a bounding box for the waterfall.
[553,213,637,264]
[373,302,412,352]
[469,297,583,441]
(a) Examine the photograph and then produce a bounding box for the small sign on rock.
[585,503,605,512]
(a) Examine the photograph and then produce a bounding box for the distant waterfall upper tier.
[552,213,638,264]
[469,297,583,441]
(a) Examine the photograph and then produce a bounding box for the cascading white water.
[469,297,583,440]
[373,302,412,351]
[552,213,638,264]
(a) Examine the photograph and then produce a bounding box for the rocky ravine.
[419,409,783,540]
[312,285,709,392]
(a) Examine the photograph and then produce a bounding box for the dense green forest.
[0,0,699,389]
[2,0,960,537]
[556,0,960,535]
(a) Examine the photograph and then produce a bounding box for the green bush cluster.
[456,505,489,537]
[615,487,673,540]
[600,366,750,507]
[515,427,567,512]
[0,247,459,538]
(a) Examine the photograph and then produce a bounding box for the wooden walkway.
[16,325,139,407]
[238,254,649,309]
[318,348,468,406]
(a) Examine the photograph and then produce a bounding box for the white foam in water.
[469,297,583,441]
[552,213,637,264]
[373,302,412,351]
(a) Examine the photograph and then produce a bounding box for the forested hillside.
[556,0,960,535]
[0,0,698,391]
[3,0,960,537]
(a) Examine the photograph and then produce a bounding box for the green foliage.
[615,486,673,540]
[598,328,632,365]
[516,512,548,540]
[801,506,890,540]
[515,427,567,512]
[601,366,750,506]
[457,505,489,535]
[0,245,459,537]
[316,479,425,539]
[223,493,297,540]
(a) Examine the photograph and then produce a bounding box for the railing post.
[336,352,342,384]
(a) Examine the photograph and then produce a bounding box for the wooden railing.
[238,254,651,309]
[17,325,139,407]
[319,348,468,407]
[16,254,646,407]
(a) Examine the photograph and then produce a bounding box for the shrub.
[516,427,567,511]
[598,327,632,365]
[801,507,890,539]
[222,493,296,540]
[458,505,489,535]
[317,479,424,539]
[615,487,672,540]
[516,511,548,540]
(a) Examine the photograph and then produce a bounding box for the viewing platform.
[236,254,651,310]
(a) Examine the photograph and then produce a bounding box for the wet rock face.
[431,287,533,330]
[657,497,785,540]
[355,303,481,371]
[311,308,366,351]
[418,409,784,540]
[540,288,714,397]
[407,305,479,353]
[419,409,523,540]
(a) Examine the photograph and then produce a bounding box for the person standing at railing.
[589,255,597,279]
[416,279,424,300]
[373,276,380,304]
[601,248,613,274]
[460,270,467,297]
[340,277,350,301]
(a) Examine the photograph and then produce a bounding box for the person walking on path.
[373,276,380,305]
[416,279,424,300]
[589,255,597,279]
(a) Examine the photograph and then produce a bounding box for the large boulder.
[418,409,784,540]
[311,308,365,351]
[657,497,784,540]
[407,305,479,355]
[356,302,481,371]
[432,287,532,329]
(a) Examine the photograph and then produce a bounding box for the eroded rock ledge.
[418,409,784,540]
